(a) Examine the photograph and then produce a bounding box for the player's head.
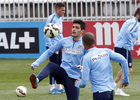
[72,19,86,39]
[55,2,65,17]
[134,7,140,22]
[82,32,95,49]
[73,19,86,30]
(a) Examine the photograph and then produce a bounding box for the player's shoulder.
[46,13,55,21]
[102,48,115,56]
[92,47,110,52]
[61,36,72,42]
[95,48,112,55]
[91,48,112,56]
[49,13,55,17]
[103,48,113,52]
[84,47,99,57]
[63,36,72,40]
[97,48,112,58]
[126,17,137,24]
[59,36,74,46]
[84,48,109,60]
[103,48,112,51]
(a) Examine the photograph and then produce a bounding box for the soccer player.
[75,32,129,100]
[114,8,140,96]
[44,2,65,94]
[30,19,86,100]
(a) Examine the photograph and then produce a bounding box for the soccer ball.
[44,23,59,38]
[16,86,27,97]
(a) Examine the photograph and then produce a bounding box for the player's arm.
[132,34,139,46]
[125,20,138,50]
[31,39,63,70]
[107,49,129,86]
[134,40,139,46]
[75,57,90,88]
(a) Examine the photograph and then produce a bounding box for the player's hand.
[122,83,129,89]
[31,66,37,71]
[75,79,80,85]
[75,65,83,72]
[55,51,59,55]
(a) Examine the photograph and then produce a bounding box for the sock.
[37,78,39,83]
[57,84,63,90]
[117,88,122,92]
[50,84,55,91]
[114,82,117,87]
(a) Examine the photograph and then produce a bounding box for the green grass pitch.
[0,58,140,100]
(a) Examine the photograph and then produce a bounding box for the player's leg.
[114,69,123,86]
[49,53,61,94]
[46,46,61,94]
[114,47,126,85]
[128,51,133,75]
[29,62,60,89]
[114,47,126,88]
[129,68,132,75]
[47,63,79,100]
[63,76,79,100]
[48,75,61,94]
[29,73,38,89]
[39,62,79,99]
[55,50,65,93]
[115,75,130,96]
[36,62,79,100]
[115,48,130,96]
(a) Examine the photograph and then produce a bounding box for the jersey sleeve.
[31,39,63,67]
[75,56,90,88]
[125,20,137,50]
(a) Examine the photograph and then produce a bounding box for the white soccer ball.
[16,86,27,97]
[44,23,59,38]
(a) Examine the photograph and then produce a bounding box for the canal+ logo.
[0,28,39,53]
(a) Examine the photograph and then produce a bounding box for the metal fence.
[0,0,140,22]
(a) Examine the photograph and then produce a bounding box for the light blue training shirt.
[75,47,129,93]
[44,13,63,47]
[115,17,139,50]
[31,36,86,79]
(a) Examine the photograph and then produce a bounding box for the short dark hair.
[55,2,65,10]
[73,19,86,30]
[134,8,140,16]
[82,32,95,46]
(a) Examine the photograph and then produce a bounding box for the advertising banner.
[0,22,46,58]
[63,21,140,58]
[0,21,140,58]
[0,28,39,53]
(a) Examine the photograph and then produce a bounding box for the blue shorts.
[93,91,114,100]
[114,47,132,68]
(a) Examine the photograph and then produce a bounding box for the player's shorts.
[93,90,114,100]
[114,47,132,68]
